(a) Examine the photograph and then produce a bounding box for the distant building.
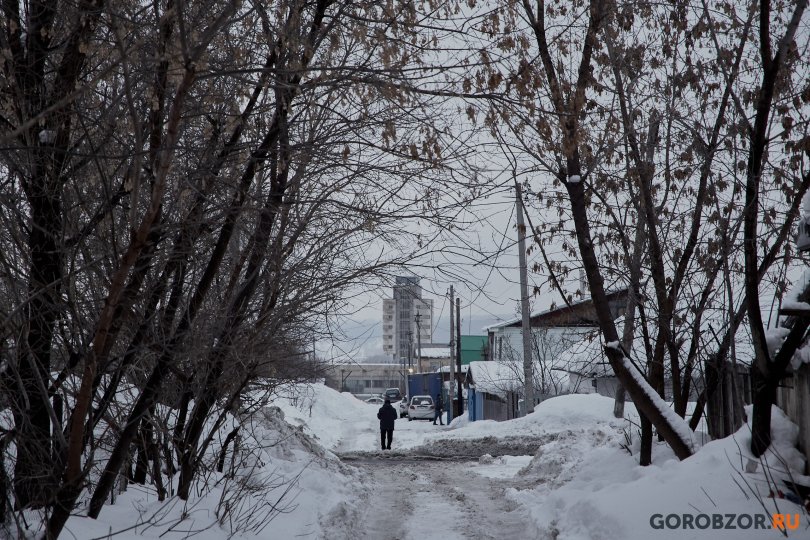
[417,346,451,372]
[382,276,433,362]
[329,363,405,396]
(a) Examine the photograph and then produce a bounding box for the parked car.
[398,397,409,418]
[407,395,434,421]
[365,396,385,405]
[383,388,402,402]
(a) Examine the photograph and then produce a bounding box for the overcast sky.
[324,176,588,362]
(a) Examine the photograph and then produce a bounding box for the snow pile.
[444,393,626,441]
[273,382,372,450]
[504,398,808,540]
[59,384,360,539]
[412,394,631,459]
[766,326,792,357]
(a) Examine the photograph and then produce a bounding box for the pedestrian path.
[326,456,541,540]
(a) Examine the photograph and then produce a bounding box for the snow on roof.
[481,289,626,332]
[437,364,470,373]
[417,347,451,358]
[467,360,527,398]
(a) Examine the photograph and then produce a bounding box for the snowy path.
[327,455,542,540]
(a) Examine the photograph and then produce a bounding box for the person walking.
[433,393,444,425]
[377,398,398,450]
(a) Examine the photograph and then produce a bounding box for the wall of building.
[330,364,407,396]
[382,299,395,355]
[381,277,434,362]
[460,335,487,364]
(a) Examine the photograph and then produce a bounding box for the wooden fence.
[777,363,810,474]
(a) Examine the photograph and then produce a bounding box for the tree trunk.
[565,167,693,461]
[88,355,169,517]
[639,415,653,466]
[613,385,626,418]
[743,0,808,459]
[16,178,62,508]
[133,420,149,485]
[750,365,777,457]
[149,429,166,501]
[217,428,240,473]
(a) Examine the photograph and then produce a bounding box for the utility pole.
[408,330,413,371]
[449,286,456,416]
[456,297,463,413]
[402,349,406,394]
[515,181,535,415]
[415,311,423,373]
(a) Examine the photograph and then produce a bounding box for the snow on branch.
[619,355,698,453]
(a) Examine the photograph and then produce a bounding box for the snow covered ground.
[58,383,809,539]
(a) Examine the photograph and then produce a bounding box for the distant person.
[377,398,398,450]
[433,393,444,425]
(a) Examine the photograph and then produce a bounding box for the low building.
[465,360,524,421]
[483,291,628,401]
[417,346,451,372]
[328,363,406,396]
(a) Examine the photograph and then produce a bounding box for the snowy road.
[326,455,543,540]
[318,407,547,539]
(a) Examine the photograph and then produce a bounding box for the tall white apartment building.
[382,276,433,362]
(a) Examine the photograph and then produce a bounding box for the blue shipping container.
[407,373,443,402]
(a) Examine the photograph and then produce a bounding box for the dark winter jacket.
[435,395,443,411]
[377,402,397,430]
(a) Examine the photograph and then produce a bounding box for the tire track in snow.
[327,457,541,540]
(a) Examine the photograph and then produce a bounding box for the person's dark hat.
[384,398,391,404]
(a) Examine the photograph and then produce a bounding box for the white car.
[365,396,385,405]
[407,395,435,421]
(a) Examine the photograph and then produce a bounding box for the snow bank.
[507,398,808,540]
[273,382,372,450]
[444,393,627,442]
[57,383,361,539]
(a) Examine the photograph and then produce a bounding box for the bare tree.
[481,0,695,460]
[468,0,810,465]
[743,0,809,457]
[1,0,482,536]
